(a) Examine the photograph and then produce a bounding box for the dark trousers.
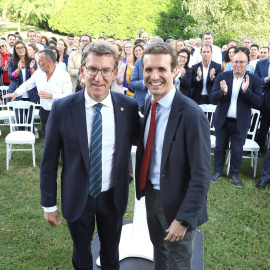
[198,95,210,105]
[260,147,270,183]
[67,188,123,270]
[39,107,50,139]
[145,182,195,270]
[214,118,247,175]
[256,102,270,153]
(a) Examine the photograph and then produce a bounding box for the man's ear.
[80,65,84,78]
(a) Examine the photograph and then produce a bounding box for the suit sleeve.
[175,110,211,228]
[209,73,225,104]
[129,60,147,92]
[40,101,61,207]
[179,68,192,94]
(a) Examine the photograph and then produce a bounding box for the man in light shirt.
[3,49,72,138]
[40,43,141,269]
[191,32,222,65]
[210,50,263,187]
[27,29,44,52]
[135,42,211,270]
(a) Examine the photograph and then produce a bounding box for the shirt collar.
[84,89,113,108]
[233,73,245,80]
[152,86,176,109]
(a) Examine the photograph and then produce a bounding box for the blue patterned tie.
[89,103,103,198]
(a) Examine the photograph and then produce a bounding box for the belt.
[201,95,208,99]
[226,117,236,121]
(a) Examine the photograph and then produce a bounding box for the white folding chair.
[0,86,12,136]
[199,104,217,151]
[226,109,261,177]
[5,101,36,170]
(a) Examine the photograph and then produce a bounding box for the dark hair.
[13,41,31,68]
[39,49,57,64]
[67,33,74,38]
[134,39,144,46]
[7,34,16,39]
[142,42,177,71]
[80,34,92,42]
[41,35,49,46]
[260,46,270,53]
[228,40,237,46]
[98,36,105,40]
[48,46,59,62]
[224,46,237,62]
[200,43,212,52]
[133,44,144,64]
[16,36,23,41]
[235,47,250,62]
[50,37,57,42]
[14,31,20,36]
[81,42,118,69]
[202,32,213,39]
[48,40,57,46]
[178,48,190,68]
[250,44,259,50]
[27,29,36,37]
[27,43,39,53]
[107,36,114,40]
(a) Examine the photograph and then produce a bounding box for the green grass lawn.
[0,124,269,270]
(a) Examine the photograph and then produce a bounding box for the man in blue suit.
[210,50,263,187]
[254,56,270,157]
[40,43,141,269]
[135,42,211,270]
[191,43,221,105]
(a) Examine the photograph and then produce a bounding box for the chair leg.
[32,144,36,167]
[254,152,258,178]
[226,151,231,175]
[6,144,9,170]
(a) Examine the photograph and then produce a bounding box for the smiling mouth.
[150,82,162,86]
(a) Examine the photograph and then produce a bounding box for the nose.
[151,70,159,80]
[94,70,103,81]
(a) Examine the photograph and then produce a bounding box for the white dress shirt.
[43,90,116,212]
[196,62,211,95]
[191,45,222,66]
[15,65,73,110]
[144,87,176,190]
[227,74,244,118]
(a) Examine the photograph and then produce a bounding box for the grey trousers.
[145,182,195,270]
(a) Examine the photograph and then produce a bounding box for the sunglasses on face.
[0,45,6,49]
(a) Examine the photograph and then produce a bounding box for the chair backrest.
[0,86,9,105]
[199,104,217,132]
[7,101,36,133]
[247,108,261,140]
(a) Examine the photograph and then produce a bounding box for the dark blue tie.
[89,103,103,198]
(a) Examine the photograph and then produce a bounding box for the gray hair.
[200,43,212,52]
[40,49,56,64]
[81,42,118,69]
[194,38,201,45]
[141,42,177,71]
[149,36,164,45]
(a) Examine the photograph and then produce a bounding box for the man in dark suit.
[40,42,141,270]
[254,57,270,157]
[135,42,211,269]
[210,50,263,187]
[191,43,221,105]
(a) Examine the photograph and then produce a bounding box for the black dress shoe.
[258,152,263,158]
[230,175,242,187]
[211,172,222,182]
[256,180,267,190]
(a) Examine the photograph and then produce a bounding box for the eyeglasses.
[0,45,6,49]
[15,46,25,51]
[84,66,114,77]
[178,55,188,60]
[72,49,78,51]
[232,61,247,65]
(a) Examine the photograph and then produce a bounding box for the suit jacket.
[40,90,141,222]
[130,59,148,109]
[8,57,40,104]
[191,61,221,103]
[176,67,192,97]
[209,71,263,133]
[254,58,270,110]
[135,90,211,231]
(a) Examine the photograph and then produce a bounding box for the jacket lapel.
[69,90,90,171]
[161,91,183,169]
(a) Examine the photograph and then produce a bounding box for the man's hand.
[210,68,216,80]
[242,75,249,93]
[39,91,53,99]
[164,219,187,242]
[265,74,270,81]
[2,92,18,101]
[220,80,228,94]
[44,210,62,227]
[197,66,202,79]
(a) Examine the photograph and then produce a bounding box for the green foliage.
[182,0,270,46]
